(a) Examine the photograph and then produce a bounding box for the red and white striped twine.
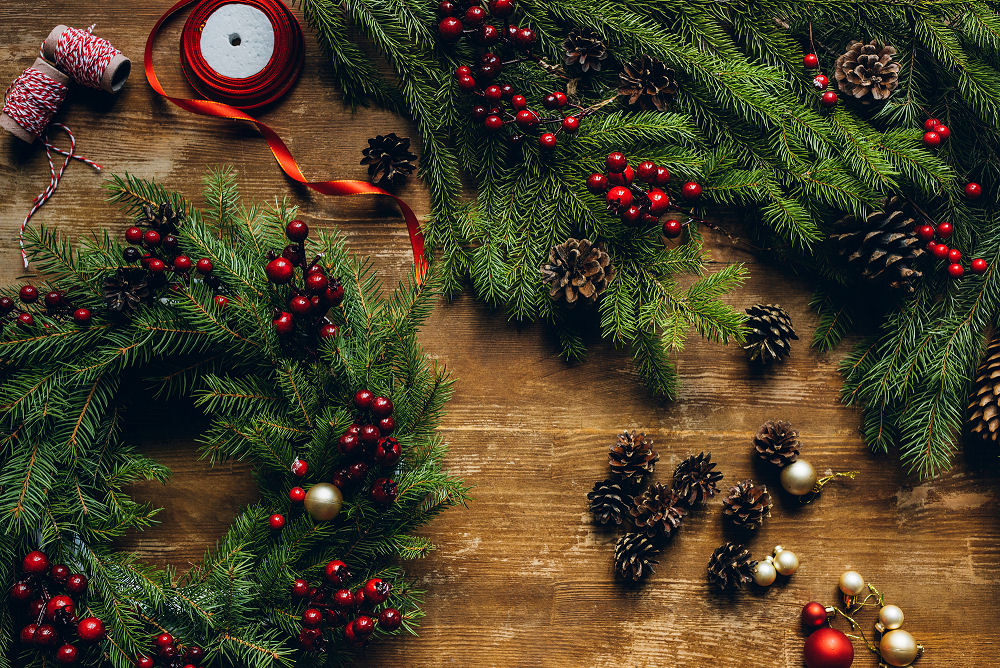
[49,24,120,89]
[3,65,68,139]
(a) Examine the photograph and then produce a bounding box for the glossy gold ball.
[304,483,343,521]
[780,459,818,496]
[838,570,865,596]
[880,629,919,666]
[878,604,904,631]
[752,559,776,587]
[772,547,799,576]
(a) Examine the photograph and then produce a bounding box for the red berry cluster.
[438,0,517,44]
[920,116,951,148]
[122,211,214,286]
[9,550,104,665]
[1,283,91,330]
[330,389,400,503]
[915,219,988,279]
[266,220,345,339]
[586,152,702,238]
[292,559,402,651]
[802,53,838,108]
[135,633,205,668]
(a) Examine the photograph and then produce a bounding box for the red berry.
[438,17,463,41]
[372,396,394,417]
[55,644,78,664]
[800,601,829,630]
[514,28,536,48]
[484,114,504,131]
[463,6,486,25]
[478,23,500,44]
[620,205,643,225]
[511,94,527,110]
[143,230,161,247]
[647,188,670,215]
[10,582,33,600]
[539,133,557,150]
[286,219,309,241]
[353,615,375,638]
[455,65,472,78]
[291,458,308,477]
[28,599,44,617]
[137,657,155,668]
[966,182,983,200]
[375,437,402,467]
[46,595,75,620]
[20,623,37,644]
[170,256,191,273]
[515,109,539,129]
[265,257,295,284]
[354,388,374,409]
[561,116,580,133]
[185,647,205,662]
[163,234,178,250]
[319,323,339,339]
[212,295,229,309]
[325,560,351,585]
[478,63,498,80]
[273,312,294,336]
[924,117,940,131]
[147,258,166,274]
[33,624,57,646]
[363,578,391,604]
[948,262,965,278]
[653,167,671,186]
[489,0,515,17]
[289,486,305,502]
[541,93,559,110]
[0,296,13,313]
[605,152,628,173]
[378,415,396,435]
[931,243,949,259]
[457,74,477,91]
[289,295,311,315]
[360,424,381,445]
[972,258,988,274]
[916,224,935,241]
[922,131,941,147]
[343,620,361,646]
[379,607,403,631]
[77,617,105,642]
[19,285,38,303]
[17,312,35,327]
[820,91,838,107]
[606,186,633,209]
[636,161,658,182]
[371,477,398,504]
[607,165,635,186]
[338,432,361,457]
[586,173,608,194]
[935,221,953,238]
[812,74,829,89]
[302,608,322,628]
[662,219,683,238]
[23,551,49,574]
[681,181,702,199]
[44,291,62,309]
[934,124,950,139]
[268,513,286,530]
[948,248,962,263]
[65,574,87,595]
[292,578,310,597]
[483,85,502,101]
[803,53,819,68]
[349,460,369,482]
[51,565,69,583]
[196,258,213,274]
[470,104,488,120]
[304,271,328,295]
[125,226,143,244]
[554,91,567,107]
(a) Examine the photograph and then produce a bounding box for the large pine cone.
[672,452,723,508]
[753,420,800,467]
[834,40,900,104]
[707,542,755,592]
[141,202,181,234]
[361,133,417,188]
[630,483,686,541]
[614,532,659,582]
[608,430,659,486]
[103,269,151,315]
[617,55,678,111]
[563,28,608,73]
[540,238,616,306]
[587,478,633,526]
[743,304,798,364]
[969,333,1000,444]
[721,480,772,531]
[830,197,924,294]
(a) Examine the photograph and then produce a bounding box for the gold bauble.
[779,458,818,496]
[880,629,919,667]
[304,483,343,521]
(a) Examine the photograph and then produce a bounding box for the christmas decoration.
[968,333,1000,444]
[607,430,658,486]
[671,452,723,507]
[752,545,799,587]
[587,479,633,526]
[721,480,772,531]
[361,133,417,188]
[743,303,798,364]
[753,420,800,467]
[540,238,616,306]
[613,532,658,582]
[562,28,608,73]
[804,627,854,668]
[833,40,899,104]
[830,198,925,294]
[617,55,678,111]
[629,483,686,540]
[0,170,467,663]
[706,542,755,592]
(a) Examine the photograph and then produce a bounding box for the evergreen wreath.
[0,168,468,667]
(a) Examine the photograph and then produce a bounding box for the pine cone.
[361,133,417,188]
[617,55,678,111]
[140,202,181,234]
[587,478,633,526]
[829,197,925,294]
[630,483,686,540]
[608,430,659,486]
[721,480,772,531]
[614,532,659,582]
[672,452,723,507]
[563,28,608,73]
[834,40,900,104]
[969,333,1000,444]
[743,304,798,364]
[540,238,616,306]
[102,269,150,315]
[706,542,755,592]
[753,420,800,467]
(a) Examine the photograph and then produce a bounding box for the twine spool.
[0,57,69,143]
[42,25,131,93]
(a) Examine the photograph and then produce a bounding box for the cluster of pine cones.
[587,431,723,582]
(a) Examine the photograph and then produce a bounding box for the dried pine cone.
[608,430,659,486]
[721,480,772,531]
[630,483,686,541]
[140,202,181,234]
[587,478,633,526]
[617,55,678,111]
[102,269,151,315]
[743,304,798,364]
[834,40,900,104]
[563,28,608,73]
[753,420,800,467]
[540,238,616,306]
[969,333,1000,444]
[672,452,723,507]
[829,197,925,294]
[361,133,417,188]
[614,532,659,582]
[706,542,755,592]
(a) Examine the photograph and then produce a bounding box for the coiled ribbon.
[145,0,428,283]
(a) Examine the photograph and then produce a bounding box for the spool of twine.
[42,24,131,93]
[0,57,70,144]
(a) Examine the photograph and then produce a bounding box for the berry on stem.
[561,116,580,133]
[286,219,309,241]
[922,131,941,148]
[931,243,949,259]
[934,124,950,139]
[681,181,702,199]
[66,573,87,595]
[663,219,682,238]
[484,114,504,131]
[965,182,983,199]
[273,312,294,336]
[289,486,306,502]
[605,152,628,173]
[803,53,819,68]
[23,551,49,574]
[379,608,403,631]
[77,617,105,642]
[19,285,38,303]
[291,458,308,477]
[948,263,965,278]
[916,224,935,241]
[636,161,658,182]
[17,312,35,327]
[325,559,351,585]
[586,173,608,194]
[292,579,310,597]
[812,74,829,89]
[212,295,229,309]
[936,221,953,238]
[647,188,670,215]
[266,257,295,284]
[268,513,286,530]
[197,258,213,274]
[607,165,635,186]
[125,226,143,244]
[820,91,838,107]
[972,258,988,274]
[539,133,557,150]
[143,230,161,247]
[924,118,940,131]
[606,186,633,209]
[438,17,463,41]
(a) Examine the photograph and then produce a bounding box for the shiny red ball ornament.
[196,258,213,274]
[948,262,965,278]
[438,17,463,41]
[922,131,941,147]
[936,221,953,238]
[23,550,50,574]
[286,219,309,242]
[302,608,323,628]
[681,181,702,199]
[820,91,838,107]
[173,255,192,272]
[647,188,670,215]
[606,186,633,209]
[77,617,105,643]
[290,458,308,477]
[371,477,398,504]
[372,396,394,417]
[125,226,144,244]
[325,559,351,585]
[803,626,854,668]
[539,133,557,150]
[800,602,829,630]
[662,219,683,238]
[65,573,88,595]
[55,644,79,664]
[812,74,829,89]
[803,53,819,68]
[587,173,609,194]
[561,116,580,133]
[934,124,950,139]
[924,117,940,131]
[19,285,38,303]
[268,513,286,530]
[636,161,658,182]
[354,388,374,409]
[363,578,391,604]
[653,166,671,186]
[605,152,628,173]
[915,224,935,241]
[948,248,962,263]
[607,165,635,186]
[289,486,306,503]
[273,312,294,336]
[457,74,477,91]
[46,595,75,620]
[965,182,983,199]
[265,257,295,284]
[931,243,949,259]
[972,258,988,274]
[379,607,403,631]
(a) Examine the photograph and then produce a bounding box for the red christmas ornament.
[65,574,87,595]
[936,221,953,238]
[587,173,609,194]
[800,602,829,630]
[948,262,965,278]
[268,513,286,530]
[23,550,50,574]
[265,257,295,284]
[923,117,940,131]
[289,486,306,503]
[803,627,854,668]
[636,161,658,182]
[681,181,702,199]
[273,312,294,336]
[965,182,983,199]
[820,91,838,107]
[77,617,105,642]
[972,258,988,274]
[915,224,935,241]
[290,458,308,477]
[803,53,819,68]
[561,116,580,133]
[325,559,351,585]
[605,152,628,173]
[931,243,950,259]
[45,595,74,620]
[922,131,941,148]
[372,396,394,417]
[379,607,403,631]
[438,17,463,40]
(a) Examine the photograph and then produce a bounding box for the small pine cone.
[706,542,755,592]
[361,133,417,188]
[672,452,723,507]
[617,55,678,111]
[743,304,798,364]
[829,197,925,294]
[587,478,633,526]
[608,430,659,486]
[141,202,181,233]
[834,40,900,104]
[563,28,608,73]
[969,333,1000,444]
[630,483,686,541]
[614,532,659,582]
[721,480,772,531]
[540,238,616,306]
[102,269,151,315]
[752,420,800,467]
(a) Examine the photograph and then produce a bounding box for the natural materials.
[588,478,633,526]
[614,532,659,582]
[706,542,755,592]
[629,483,686,540]
[833,40,900,104]
[968,333,1000,444]
[361,132,417,187]
[618,55,678,111]
[721,480,772,531]
[743,303,798,364]
[540,238,616,306]
[753,420,800,467]
[608,430,659,486]
[563,27,608,73]
[671,451,723,507]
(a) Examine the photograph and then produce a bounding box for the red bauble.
[55,644,79,664]
[438,17,463,41]
[45,595,75,620]
[291,458,308,477]
[289,295,311,315]
[196,258,213,274]
[915,224,935,241]
[812,74,829,89]
[606,186,633,209]
[363,578,391,604]
[19,285,38,303]
[636,161,658,182]
[72,307,91,324]
[65,573,87,595]
[378,415,396,435]
[681,181,702,199]
[820,91,838,107]
[484,114,504,131]
[539,133,557,150]
[924,117,940,131]
[372,396,394,417]
[936,221,953,238]
[77,617,105,642]
[172,255,192,272]
[379,607,403,631]
[268,513,286,530]
[605,152,628,173]
[562,116,580,133]
[931,243,950,259]
[125,226,144,244]
[803,53,819,68]
[922,131,941,147]
[803,627,854,668]
[292,578,310,597]
[354,388,375,409]
[371,477,398,504]
[289,486,306,503]
[143,230,161,247]
[972,258,988,274]
[325,559,351,585]
[647,188,670,215]
[965,182,983,199]
[662,219,683,238]
[608,165,635,186]
[948,262,965,278]
[23,550,50,574]
[800,602,829,630]
[586,173,609,194]
[273,312,294,336]
[319,323,339,339]
[375,437,402,467]
[934,124,950,139]
[265,257,295,284]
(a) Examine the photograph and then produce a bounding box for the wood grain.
[2,3,999,666]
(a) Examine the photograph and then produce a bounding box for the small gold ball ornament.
[304,483,343,521]
[838,570,865,596]
[772,545,799,576]
[779,459,818,496]
[753,558,777,586]
[880,629,919,667]
[878,604,905,631]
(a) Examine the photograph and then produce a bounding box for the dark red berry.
[160,645,178,659]
[273,312,294,336]
[586,173,608,194]
[812,74,829,89]
[162,234,178,250]
[972,258,988,274]
[197,258,213,274]
[966,182,983,200]
[353,615,375,637]
[371,477,398,504]
[681,181,702,199]
[606,186,632,210]
[483,85,502,102]
[0,296,14,313]
[662,219,683,238]
[542,93,558,109]
[538,132,557,149]
[934,124,950,139]
[948,262,965,278]
[372,396,394,417]
[143,230,161,247]
[266,257,295,284]
[653,166,670,186]
[185,646,205,662]
[922,131,941,148]
[324,281,345,307]
[19,285,38,303]
[291,458,308,477]
[292,578,310,597]
[333,588,354,608]
[302,608,322,628]
[343,620,361,645]
[46,595,75,620]
[28,599,44,617]
[511,95,527,110]
[325,559,351,585]
[10,581,33,600]
[125,226,143,244]
[354,388,374,409]
[484,114,504,131]
[17,312,35,327]
[488,0,514,17]
[438,17,463,41]
[820,91,838,107]
[282,219,309,243]
[457,74,477,91]
[44,291,62,308]
[931,243,950,259]
[375,437,402,467]
[378,415,396,435]
[77,617,105,642]
[561,116,580,133]
[172,255,191,272]
[554,91,567,107]
[515,109,539,129]
[948,248,962,263]
[33,624,57,646]
[936,221,953,238]
[360,424,381,445]
[363,578,391,604]
[348,461,369,482]
[803,53,819,68]
[65,574,87,595]
[464,5,485,25]
[379,607,403,631]
[212,295,229,309]
[620,205,643,225]
[647,189,670,215]
[289,295,311,315]
[924,118,940,131]
[513,28,536,48]
[55,644,78,664]
[915,224,935,241]
[20,623,37,644]
[605,152,627,173]
[137,657,155,668]
[338,432,361,457]
[635,161,658,182]
[23,550,49,574]
[471,104,488,120]
[607,165,634,186]
[319,323,339,339]
[268,513,286,530]
[147,258,166,274]
[289,486,305,503]
[478,24,499,44]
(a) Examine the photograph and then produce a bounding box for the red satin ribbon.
[145,0,428,283]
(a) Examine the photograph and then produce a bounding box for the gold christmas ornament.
[772,545,799,576]
[780,458,818,496]
[877,604,905,631]
[839,570,866,596]
[752,558,777,587]
[304,482,343,521]
[880,629,920,667]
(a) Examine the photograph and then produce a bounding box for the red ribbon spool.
[146,0,428,283]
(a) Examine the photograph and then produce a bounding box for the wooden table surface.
[2,3,999,666]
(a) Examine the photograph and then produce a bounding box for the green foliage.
[0,170,468,666]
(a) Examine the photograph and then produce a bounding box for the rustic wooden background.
[2,2,999,666]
